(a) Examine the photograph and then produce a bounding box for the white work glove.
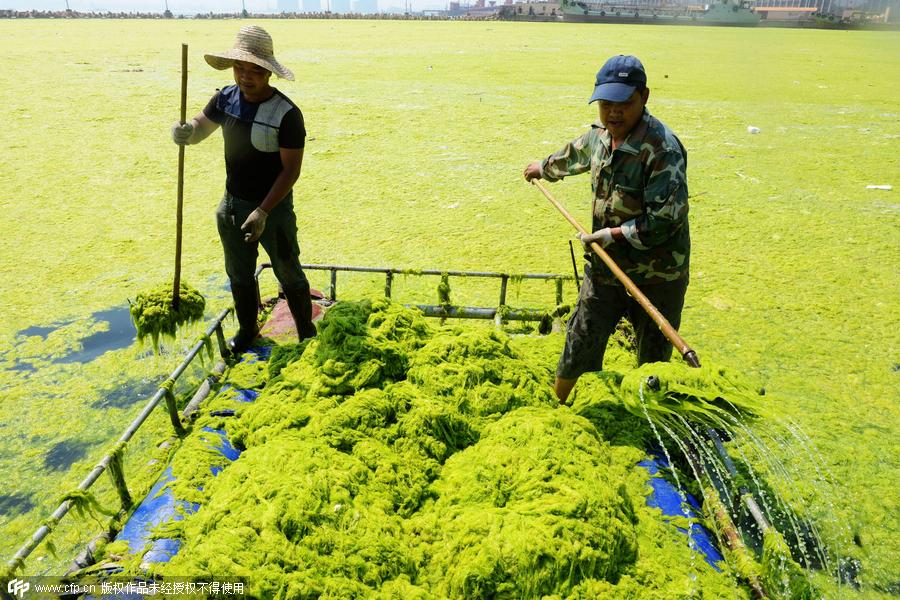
[578,228,614,250]
[171,121,193,145]
[241,207,268,243]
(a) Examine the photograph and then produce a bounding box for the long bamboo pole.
[172,43,187,311]
[531,179,700,368]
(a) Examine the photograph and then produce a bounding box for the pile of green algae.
[101,299,783,598]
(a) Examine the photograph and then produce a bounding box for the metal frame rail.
[281,262,571,322]
[6,308,233,572]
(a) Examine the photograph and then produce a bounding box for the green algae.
[0,560,25,580]
[761,528,819,600]
[58,489,116,522]
[222,355,268,390]
[407,327,555,418]
[106,440,131,509]
[619,362,762,430]
[161,432,418,595]
[129,282,205,353]
[414,407,639,597]
[569,373,650,450]
[267,342,307,381]
[494,303,511,321]
[193,332,214,364]
[436,273,451,306]
[105,300,757,598]
[305,298,432,396]
[165,429,236,506]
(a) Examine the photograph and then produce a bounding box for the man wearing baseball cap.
[524,55,690,403]
[171,25,316,353]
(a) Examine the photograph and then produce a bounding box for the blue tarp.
[113,348,260,564]
[114,426,240,564]
[638,454,724,569]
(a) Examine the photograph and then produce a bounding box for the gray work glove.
[241,207,268,243]
[171,121,193,145]
[577,228,614,250]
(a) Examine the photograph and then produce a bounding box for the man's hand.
[172,121,194,145]
[523,161,543,182]
[241,207,268,243]
[578,228,614,249]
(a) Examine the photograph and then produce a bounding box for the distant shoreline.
[2,8,897,29]
[1,9,478,19]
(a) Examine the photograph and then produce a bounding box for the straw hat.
[204,25,294,81]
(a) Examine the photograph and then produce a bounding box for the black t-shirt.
[203,85,306,204]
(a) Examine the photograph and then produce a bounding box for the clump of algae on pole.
[128,282,205,353]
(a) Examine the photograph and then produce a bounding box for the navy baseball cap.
[589,55,647,104]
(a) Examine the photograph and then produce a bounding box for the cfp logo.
[6,579,29,598]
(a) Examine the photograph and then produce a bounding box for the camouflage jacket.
[540,109,690,285]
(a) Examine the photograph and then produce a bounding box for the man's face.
[599,87,650,142]
[232,60,272,100]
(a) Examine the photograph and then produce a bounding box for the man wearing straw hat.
[524,55,690,403]
[171,25,316,353]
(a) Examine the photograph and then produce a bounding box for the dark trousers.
[215,191,309,293]
[556,271,688,379]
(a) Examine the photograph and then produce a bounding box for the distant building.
[509,1,556,15]
[277,0,299,11]
[302,0,320,10]
[741,0,895,20]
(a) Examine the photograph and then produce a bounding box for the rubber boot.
[283,283,317,341]
[229,283,260,355]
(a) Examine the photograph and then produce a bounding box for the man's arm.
[524,130,594,182]
[260,147,303,214]
[171,112,219,146]
[241,147,304,242]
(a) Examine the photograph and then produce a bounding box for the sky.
[3,0,453,12]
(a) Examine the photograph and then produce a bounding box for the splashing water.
[625,364,851,599]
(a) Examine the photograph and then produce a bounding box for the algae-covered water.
[0,19,898,597]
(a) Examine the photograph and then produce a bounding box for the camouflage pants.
[215,191,309,291]
[556,271,688,379]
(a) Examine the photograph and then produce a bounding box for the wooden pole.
[531,179,700,368]
[172,43,187,310]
